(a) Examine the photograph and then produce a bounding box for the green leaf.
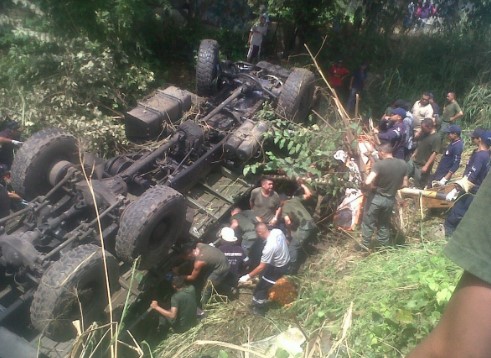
[395,309,413,324]
[218,350,229,358]
[287,140,294,151]
[275,348,290,358]
[279,138,286,149]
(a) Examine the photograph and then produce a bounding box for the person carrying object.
[430,124,463,187]
[444,129,491,237]
[239,222,290,315]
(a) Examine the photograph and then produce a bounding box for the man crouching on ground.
[239,222,290,315]
[150,276,197,334]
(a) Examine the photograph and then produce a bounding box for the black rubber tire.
[115,185,187,269]
[11,128,78,200]
[196,39,220,96]
[30,244,119,341]
[276,68,316,123]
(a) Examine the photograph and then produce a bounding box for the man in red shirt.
[327,60,350,99]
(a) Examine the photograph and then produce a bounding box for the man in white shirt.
[239,222,290,315]
[247,15,268,63]
[412,92,434,137]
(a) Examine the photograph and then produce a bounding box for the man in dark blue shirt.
[217,227,248,287]
[375,107,407,160]
[444,129,491,237]
[431,124,464,186]
[347,63,368,113]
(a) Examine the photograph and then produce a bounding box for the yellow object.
[268,277,298,306]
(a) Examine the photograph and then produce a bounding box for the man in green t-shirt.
[182,242,231,306]
[360,143,408,250]
[407,118,441,188]
[249,177,281,227]
[150,276,197,333]
[230,207,258,254]
[281,180,317,273]
[440,92,464,129]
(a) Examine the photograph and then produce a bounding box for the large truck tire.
[30,244,119,341]
[115,185,187,269]
[276,68,316,123]
[11,128,78,200]
[196,39,220,96]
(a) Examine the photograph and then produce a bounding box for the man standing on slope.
[246,15,268,63]
[444,129,491,237]
[359,143,407,250]
[374,107,407,160]
[430,124,464,186]
[407,118,441,188]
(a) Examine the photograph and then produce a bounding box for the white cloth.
[260,229,290,267]
[250,22,268,47]
[239,274,250,283]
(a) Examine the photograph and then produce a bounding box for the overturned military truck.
[0,39,316,356]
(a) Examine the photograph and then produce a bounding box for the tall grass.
[289,240,461,357]
[324,29,491,122]
[463,83,491,127]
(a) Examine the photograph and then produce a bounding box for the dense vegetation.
[1,0,491,356]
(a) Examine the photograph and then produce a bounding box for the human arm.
[247,262,267,279]
[283,214,293,239]
[466,157,487,185]
[364,170,378,188]
[402,175,409,188]
[230,218,239,230]
[377,127,401,142]
[449,103,463,123]
[0,137,21,145]
[297,179,313,201]
[450,110,463,123]
[268,206,282,226]
[407,272,491,358]
[185,260,206,281]
[445,145,463,180]
[422,151,438,173]
[150,300,178,320]
[249,189,256,209]
[8,191,22,201]
[239,262,267,283]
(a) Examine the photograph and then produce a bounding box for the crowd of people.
[150,176,318,331]
[358,91,490,249]
[404,0,438,29]
[150,88,491,335]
